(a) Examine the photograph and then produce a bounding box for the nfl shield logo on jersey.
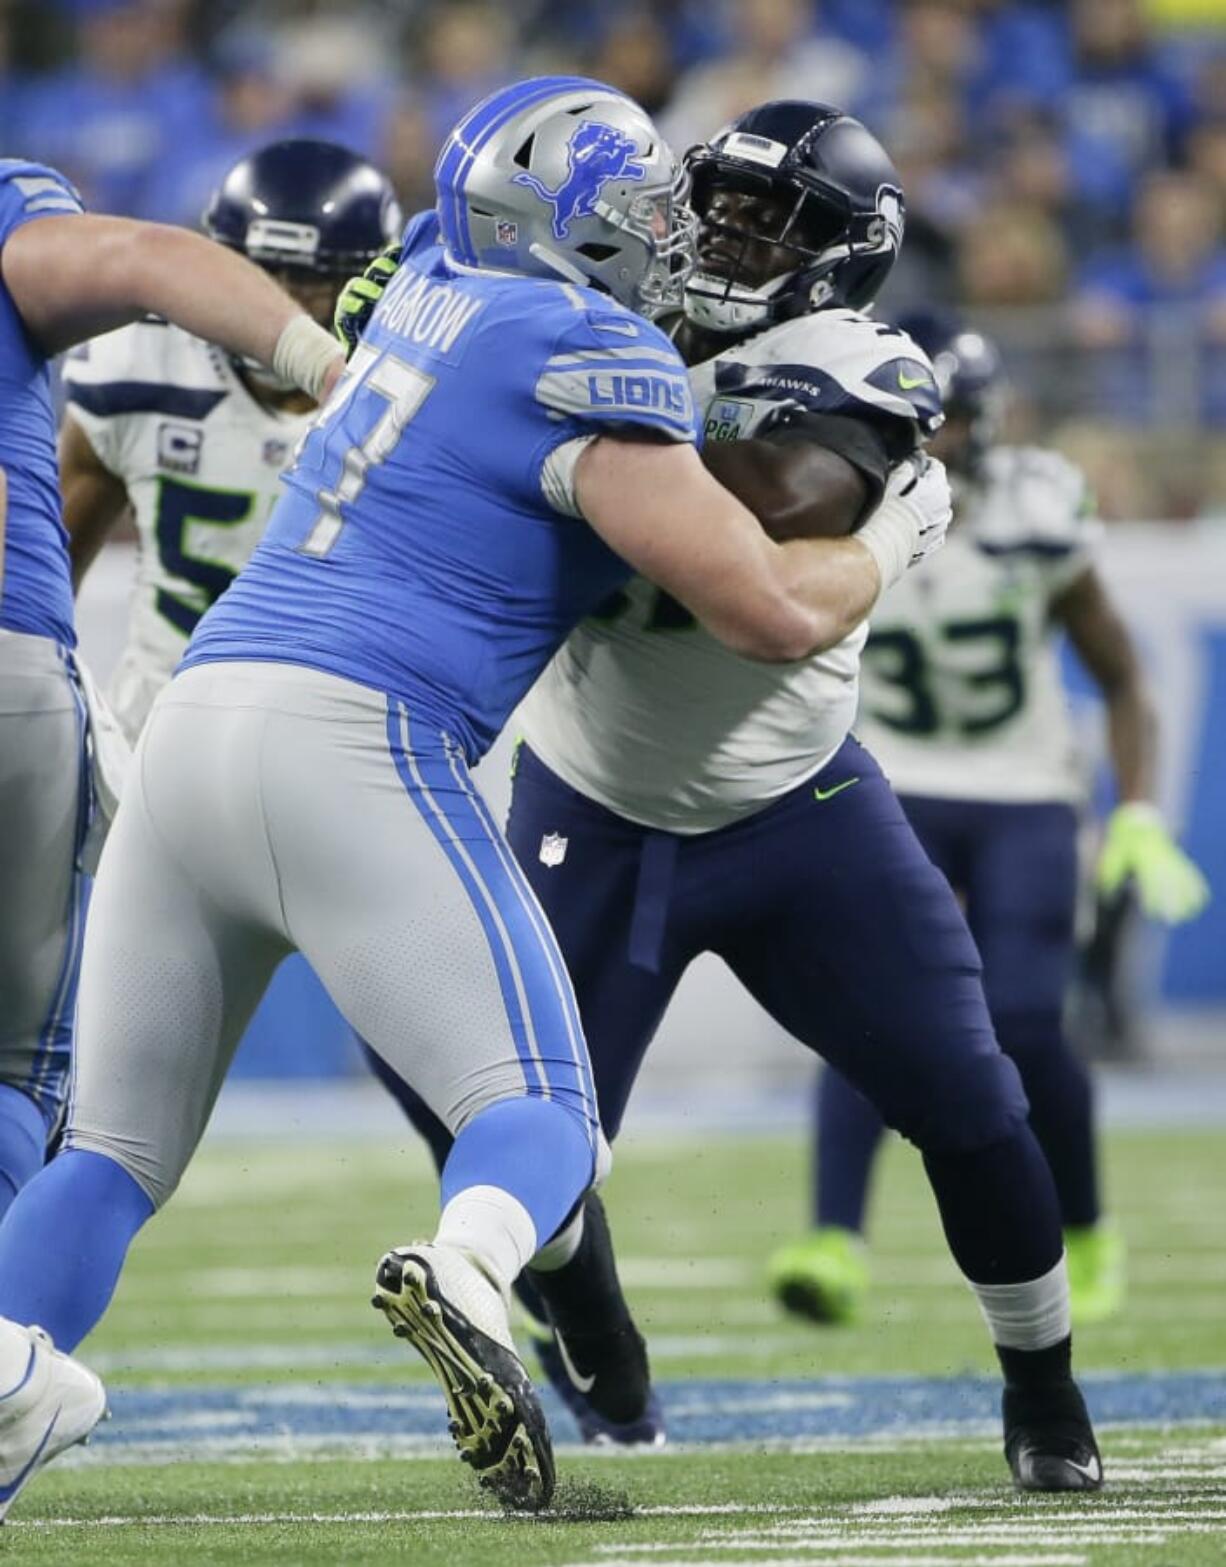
[539,832,568,868]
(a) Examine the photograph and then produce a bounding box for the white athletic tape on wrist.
[271,315,343,401]
[856,489,918,599]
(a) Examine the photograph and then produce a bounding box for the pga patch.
[703,398,754,443]
[538,832,568,868]
[495,219,519,247]
[156,422,203,476]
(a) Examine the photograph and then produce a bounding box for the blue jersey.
[0,160,83,646]
[186,221,698,761]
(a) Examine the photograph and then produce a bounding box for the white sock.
[0,1317,32,1395]
[971,1253,1071,1351]
[529,1206,585,1273]
[434,1186,537,1300]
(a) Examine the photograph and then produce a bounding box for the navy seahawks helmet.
[895,310,1006,473]
[204,139,402,276]
[684,101,904,333]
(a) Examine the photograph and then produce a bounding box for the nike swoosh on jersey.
[553,1332,596,1394]
[898,370,931,391]
[0,1407,61,1501]
[813,776,860,803]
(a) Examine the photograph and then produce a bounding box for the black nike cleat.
[532,1321,666,1447]
[373,1243,555,1511]
[1004,1379,1104,1493]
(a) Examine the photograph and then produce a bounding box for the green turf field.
[9,1122,1226,1564]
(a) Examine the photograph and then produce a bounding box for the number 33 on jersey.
[858,446,1100,805]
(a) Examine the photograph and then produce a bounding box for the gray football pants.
[0,630,88,1126]
[64,662,599,1209]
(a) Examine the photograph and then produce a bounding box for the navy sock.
[528,1192,632,1336]
[0,1149,153,1349]
[923,1123,1064,1285]
[814,1068,888,1233]
[442,1097,594,1251]
[0,1086,49,1217]
[996,1011,1100,1229]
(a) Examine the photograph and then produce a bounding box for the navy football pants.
[387,739,1067,1286]
[817,795,1100,1233]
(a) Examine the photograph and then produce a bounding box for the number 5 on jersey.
[299,342,435,558]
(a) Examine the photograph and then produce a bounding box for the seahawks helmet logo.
[513,120,647,241]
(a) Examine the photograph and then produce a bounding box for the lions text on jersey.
[64,324,312,741]
[517,308,941,833]
[859,446,1099,804]
[0,160,84,644]
[185,221,698,760]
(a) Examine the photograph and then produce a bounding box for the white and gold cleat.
[373,1243,555,1512]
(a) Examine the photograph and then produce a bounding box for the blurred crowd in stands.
[2,0,1224,517]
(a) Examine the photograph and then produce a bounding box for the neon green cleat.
[767,1226,869,1325]
[1064,1221,1127,1326]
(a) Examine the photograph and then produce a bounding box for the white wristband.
[856,492,916,600]
[271,315,343,401]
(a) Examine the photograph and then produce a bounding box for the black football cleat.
[1004,1379,1104,1493]
[373,1243,555,1511]
[532,1320,666,1447]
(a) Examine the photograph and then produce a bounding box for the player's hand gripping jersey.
[63,325,313,741]
[517,309,942,833]
[858,446,1099,804]
[0,161,84,643]
[185,219,698,760]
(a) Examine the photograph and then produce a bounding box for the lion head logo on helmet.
[512,120,647,241]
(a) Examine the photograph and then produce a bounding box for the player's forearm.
[5,216,342,397]
[1103,682,1157,803]
[767,535,882,657]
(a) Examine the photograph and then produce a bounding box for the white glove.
[857,453,953,597]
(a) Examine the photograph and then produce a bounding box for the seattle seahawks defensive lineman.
[0,79,912,1517]
[386,101,1105,1492]
[61,141,402,742]
[772,314,1208,1330]
[0,154,343,1492]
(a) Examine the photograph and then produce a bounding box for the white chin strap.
[683,269,792,333]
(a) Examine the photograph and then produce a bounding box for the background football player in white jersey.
[61,139,402,740]
[770,313,1209,1330]
[379,101,1105,1493]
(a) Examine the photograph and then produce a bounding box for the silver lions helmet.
[434,76,697,315]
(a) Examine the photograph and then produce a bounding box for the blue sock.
[815,1068,888,1233]
[0,1149,153,1350]
[442,1097,594,1249]
[0,1086,49,1218]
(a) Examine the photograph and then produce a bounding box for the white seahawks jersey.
[857,446,1098,804]
[63,322,311,741]
[517,309,940,834]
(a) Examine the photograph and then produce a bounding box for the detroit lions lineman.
[389,101,1105,1490]
[62,141,402,742]
[0,153,343,1498]
[781,314,1208,1330]
[0,79,912,1516]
